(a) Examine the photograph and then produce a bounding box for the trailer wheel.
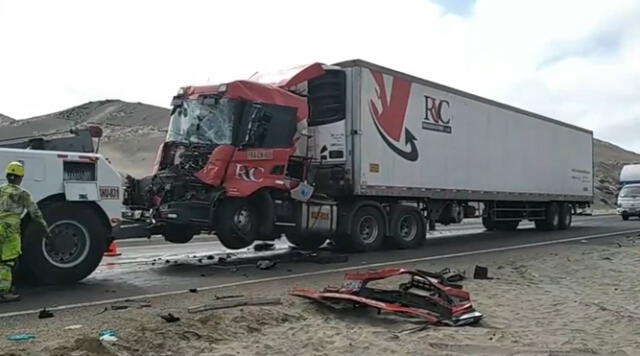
[558,203,572,230]
[162,224,197,244]
[285,233,327,251]
[216,198,256,249]
[387,205,425,249]
[496,220,520,231]
[535,203,560,231]
[482,216,496,231]
[336,206,385,252]
[21,203,108,284]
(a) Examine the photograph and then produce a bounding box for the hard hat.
[5,161,25,177]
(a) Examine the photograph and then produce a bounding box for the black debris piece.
[189,288,198,293]
[160,313,181,323]
[38,308,54,319]
[256,260,277,270]
[473,265,492,280]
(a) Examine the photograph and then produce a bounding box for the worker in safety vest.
[0,161,50,302]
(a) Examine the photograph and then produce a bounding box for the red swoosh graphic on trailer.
[368,70,412,142]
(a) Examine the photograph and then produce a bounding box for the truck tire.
[215,198,257,249]
[482,216,496,231]
[535,203,560,231]
[496,220,520,231]
[162,224,197,244]
[387,205,425,249]
[285,233,327,251]
[558,203,572,230]
[621,214,629,221]
[335,206,385,252]
[21,203,108,284]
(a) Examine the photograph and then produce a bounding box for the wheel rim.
[357,216,379,244]
[42,220,91,268]
[564,211,571,226]
[398,215,418,241]
[233,207,252,235]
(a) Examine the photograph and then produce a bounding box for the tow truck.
[0,127,136,284]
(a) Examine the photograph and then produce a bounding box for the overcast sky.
[1,0,638,151]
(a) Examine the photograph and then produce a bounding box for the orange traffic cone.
[104,241,121,257]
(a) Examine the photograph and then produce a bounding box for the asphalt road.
[1,214,638,316]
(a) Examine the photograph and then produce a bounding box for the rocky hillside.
[593,139,640,208]
[1,101,638,209]
[0,113,14,126]
[0,100,169,177]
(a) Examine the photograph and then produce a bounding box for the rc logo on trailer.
[422,95,453,134]
[367,70,419,162]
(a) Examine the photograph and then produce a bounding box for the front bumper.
[617,207,640,215]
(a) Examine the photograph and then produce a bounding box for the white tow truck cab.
[0,127,133,284]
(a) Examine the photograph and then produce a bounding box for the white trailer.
[0,129,134,284]
[304,60,593,250]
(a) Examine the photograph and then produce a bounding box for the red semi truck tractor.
[123,60,594,252]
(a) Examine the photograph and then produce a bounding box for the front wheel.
[21,203,108,284]
[215,198,257,250]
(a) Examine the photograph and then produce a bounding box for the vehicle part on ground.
[290,268,483,326]
[285,232,327,250]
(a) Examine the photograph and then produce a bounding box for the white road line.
[2,228,639,319]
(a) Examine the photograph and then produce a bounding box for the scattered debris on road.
[256,259,277,270]
[473,265,492,280]
[189,288,198,293]
[7,333,36,341]
[38,308,54,319]
[64,325,83,330]
[254,242,276,252]
[98,329,118,342]
[159,313,181,323]
[291,268,483,326]
[188,296,282,313]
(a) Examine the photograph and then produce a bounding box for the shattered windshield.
[620,186,640,197]
[167,98,238,145]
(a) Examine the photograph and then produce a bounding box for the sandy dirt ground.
[2,233,640,356]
